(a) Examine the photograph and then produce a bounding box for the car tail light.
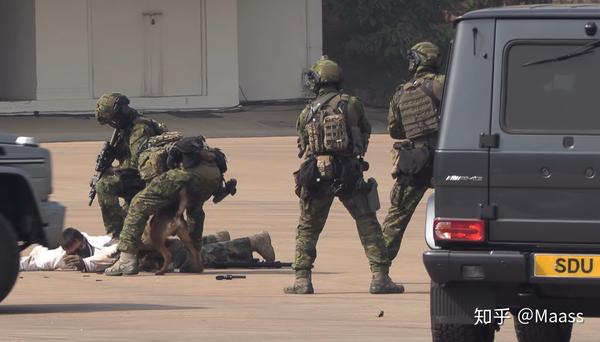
[434,218,485,242]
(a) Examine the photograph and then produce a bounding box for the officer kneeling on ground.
[285,56,404,295]
[105,136,224,276]
[94,93,167,239]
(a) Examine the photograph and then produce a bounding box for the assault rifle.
[88,129,122,206]
[206,259,293,269]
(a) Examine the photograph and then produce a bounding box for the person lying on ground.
[20,228,275,273]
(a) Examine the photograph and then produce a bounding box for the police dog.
[140,189,201,275]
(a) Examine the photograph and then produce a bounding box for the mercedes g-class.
[424,5,600,342]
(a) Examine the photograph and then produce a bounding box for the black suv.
[424,5,600,342]
[0,131,64,303]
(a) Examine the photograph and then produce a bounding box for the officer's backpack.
[138,131,183,181]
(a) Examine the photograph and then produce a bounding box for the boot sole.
[283,287,314,294]
[369,287,405,294]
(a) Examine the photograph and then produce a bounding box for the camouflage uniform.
[293,88,390,277]
[142,234,254,272]
[382,42,445,260]
[285,57,403,294]
[117,162,222,255]
[94,93,165,237]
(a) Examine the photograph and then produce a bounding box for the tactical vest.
[138,131,183,181]
[397,74,440,140]
[304,93,363,156]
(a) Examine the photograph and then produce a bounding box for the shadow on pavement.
[0,303,204,315]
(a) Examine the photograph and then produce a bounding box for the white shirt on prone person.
[20,233,118,273]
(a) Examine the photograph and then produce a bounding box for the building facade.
[0,0,322,114]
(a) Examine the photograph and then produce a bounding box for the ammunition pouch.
[293,156,320,199]
[316,155,334,179]
[305,119,325,154]
[322,114,349,152]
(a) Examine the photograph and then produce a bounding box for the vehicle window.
[503,41,600,134]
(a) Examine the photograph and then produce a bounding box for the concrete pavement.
[3,135,600,341]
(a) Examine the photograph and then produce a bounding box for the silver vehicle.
[0,132,64,302]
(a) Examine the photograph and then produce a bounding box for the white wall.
[237,0,322,101]
[0,0,36,100]
[35,0,91,100]
[32,0,238,110]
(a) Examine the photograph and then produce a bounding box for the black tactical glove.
[63,255,85,272]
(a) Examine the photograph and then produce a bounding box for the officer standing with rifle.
[90,93,167,239]
[382,42,445,261]
[284,56,404,295]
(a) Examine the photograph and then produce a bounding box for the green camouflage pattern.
[388,72,445,140]
[381,182,428,260]
[384,67,444,261]
[119,115,167,170]
[293,182,391,278]
[411,41,440,73]
[148,236,253,271]
[95,93,122,124]
[201,237,253,264]
[96,114,166,235]
[96,174,128,237]
[312,56,343,84]
[117,161,222,254]
[297,88,371,156]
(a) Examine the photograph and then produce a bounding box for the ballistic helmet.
[304,56,343,92]
[408,41,440,73]
[95,93,130,127]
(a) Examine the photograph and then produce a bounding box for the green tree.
[322,0,559,106]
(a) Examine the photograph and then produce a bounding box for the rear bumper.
[424,250,600,285]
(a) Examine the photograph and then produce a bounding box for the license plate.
[534,254,600,278]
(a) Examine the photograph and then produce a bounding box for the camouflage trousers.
[96,174,128,238]
[118,170,202,254]
[293,184,391,278]
[141,235,253,272]
[381,181,428,261]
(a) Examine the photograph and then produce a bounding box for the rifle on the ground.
[206,259,293,269]
[88,129,122,206]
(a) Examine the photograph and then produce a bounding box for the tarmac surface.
[0,103,388,142]
[1,110,599,341]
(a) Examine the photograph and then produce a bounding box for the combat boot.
[369,272,405,294]
[104,252,139,276]
[283,275,314,294]
[249,231,275,262]
[214,231,231,242]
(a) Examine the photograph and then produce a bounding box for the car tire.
[431,322,495,342]
[514,320,573,342]
[0,214,19,303]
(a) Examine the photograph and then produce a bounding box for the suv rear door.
[489,19,600,246]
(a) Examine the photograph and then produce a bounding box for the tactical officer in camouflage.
[94,93,166,238]
[284,56,404,295]
[105,137,223,276]
[382,42,445,261]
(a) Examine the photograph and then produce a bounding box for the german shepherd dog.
[140,189,200,275]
